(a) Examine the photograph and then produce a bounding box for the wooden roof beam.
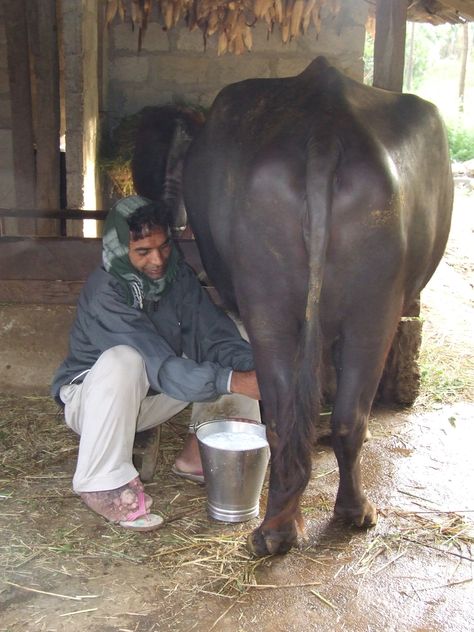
[431,0,474,20]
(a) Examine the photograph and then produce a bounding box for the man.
[52,196,260,531]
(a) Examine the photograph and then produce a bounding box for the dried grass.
[0,394,270,600]
[350,508,474,578]
[417,329,474,407]
[2,393,473,620]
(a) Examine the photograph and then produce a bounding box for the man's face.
[128,227,172,280]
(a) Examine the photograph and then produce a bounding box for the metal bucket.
[196,418,270,523]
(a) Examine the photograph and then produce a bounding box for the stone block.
[62,13,82,55]
[148,55,209,86]
[141,23,170,52]
[64,54,85,94]
[121,85,174,116]
[111,55,149,83]
[65,92,84,124]
[275,57,315,78]
[175,26,207,52]
[172,89,215,108]
[250,23,299,53]
[112,22,159,52]
[211,56,271,86]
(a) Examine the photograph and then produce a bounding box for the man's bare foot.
[173,433,203,477]
[79,476,153,523]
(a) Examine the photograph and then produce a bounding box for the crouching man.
[51,196,260,531]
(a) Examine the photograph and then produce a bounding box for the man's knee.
[95,345,146,384]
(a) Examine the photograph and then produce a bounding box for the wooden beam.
[0,236,213,304]
[0,208,108,220]
[0,236,204,279]
[373,0,408,91]
[26,0,61,235]
[3,0,36,234]
[0,279,86,304]
[435,0,474,20]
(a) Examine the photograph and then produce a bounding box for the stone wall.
[0,1,368,220]
[106,1,368,126]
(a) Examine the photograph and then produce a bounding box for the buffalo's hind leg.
[330,337,392,528]
[244,326,315,557]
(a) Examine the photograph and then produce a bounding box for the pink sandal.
[80,480,164,532]
[118,489,164,531]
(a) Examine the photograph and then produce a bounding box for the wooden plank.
[0,236,219,305]
[0,237,204,280]
[0,279,220,306]
[0,237,102,280]
[3,0,36,233]
[436,0,474,19]
[0,279,85,304]
[26,0,61,235]
[0,209,108,220]
[373,0,407,91]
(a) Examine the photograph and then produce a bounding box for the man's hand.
[230,370,261,400]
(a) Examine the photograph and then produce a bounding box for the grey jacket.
[51,260,254,402]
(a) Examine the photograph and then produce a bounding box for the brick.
[175,26,207,53]
[210,56,271,86]
[111,55,149,83]
[140,23,170,52]
[148,55,209,85]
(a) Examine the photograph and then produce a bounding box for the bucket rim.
[193,416,261,434]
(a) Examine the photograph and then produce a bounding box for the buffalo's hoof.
[246,524,297,557]
[334,499,378,528]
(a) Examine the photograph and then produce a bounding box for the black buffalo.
[132,105,204,233]
[182,57,453,557]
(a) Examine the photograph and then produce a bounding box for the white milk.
[201,430,268,451]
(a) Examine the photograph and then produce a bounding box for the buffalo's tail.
[268,125,339,528]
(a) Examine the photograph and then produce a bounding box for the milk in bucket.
[196,419,270,523]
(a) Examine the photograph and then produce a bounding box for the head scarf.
[102,195,180,309]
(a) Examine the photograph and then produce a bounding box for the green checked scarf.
[102,195,180,309]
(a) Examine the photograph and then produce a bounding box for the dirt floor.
[1,184,473,632]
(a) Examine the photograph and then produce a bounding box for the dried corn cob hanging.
[105,0,340,54]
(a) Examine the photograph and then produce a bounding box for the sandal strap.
[124,489,148,522]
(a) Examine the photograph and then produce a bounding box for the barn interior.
[0,2,473,630]
[1,0,473,393]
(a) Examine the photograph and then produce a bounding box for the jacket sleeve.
[178,266,255,372]
[83,279,232,402]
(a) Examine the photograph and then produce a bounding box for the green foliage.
[419,362,466,404]
[363,33,374,85]
[404,26,432,91]
[446,124,474,162]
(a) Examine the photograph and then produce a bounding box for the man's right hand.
[230,370,260,400]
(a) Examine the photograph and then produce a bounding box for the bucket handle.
[192,417,261,435]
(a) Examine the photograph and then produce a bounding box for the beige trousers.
[60,345,260,493]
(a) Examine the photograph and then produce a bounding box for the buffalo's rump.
[183,56,453,557]
[185,57,452,333]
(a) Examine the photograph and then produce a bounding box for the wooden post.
[26,0,61,235]
[373,0,407,91]
[458,22,469,112]
[3,0,36,234]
